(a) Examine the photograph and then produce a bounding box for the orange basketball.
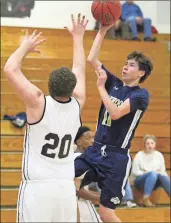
[91,0,121,26]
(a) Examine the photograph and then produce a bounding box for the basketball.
[91,0,121,26]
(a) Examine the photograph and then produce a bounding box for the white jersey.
[22,96,81,181]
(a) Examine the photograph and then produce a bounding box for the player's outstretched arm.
[66,14,88,111]
[4,30,46,108]
[87,24,114,71]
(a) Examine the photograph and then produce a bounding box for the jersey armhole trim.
[27,95,46,125]
[74,97,82,126]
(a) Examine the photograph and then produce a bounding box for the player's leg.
[98,150,132,222]
[75,152,94,179]
[99,204,121,222]
[17,181,53,222]
[52,179,77,222]
[78,199,102,222]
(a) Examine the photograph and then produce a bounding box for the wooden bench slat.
[1,170,22,187]
[1,170,170,187]
[1,93,170,110]
[1,120,170,137]
[1,136,170,153]
[1,153,170,169]
[1,79,170,98]
[1,66,170,80]
[1,106,170,124]
[1,207,171,223]
[1,187,170,207]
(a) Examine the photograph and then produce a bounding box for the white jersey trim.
[73,97,82,126]
[27,95,46,125]
[121,151,132,196]
[121,109,142,149]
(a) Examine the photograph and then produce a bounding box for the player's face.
[122,59,143,84]
[78,131,94,150]
[144,138,156,154]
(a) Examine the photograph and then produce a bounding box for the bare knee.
[99,205,121,223]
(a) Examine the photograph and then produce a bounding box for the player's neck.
[123,80,139,87]
[55,96,71,102]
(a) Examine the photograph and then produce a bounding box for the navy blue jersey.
[94,65,149,149]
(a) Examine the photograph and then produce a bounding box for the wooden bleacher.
[1,26,170,223]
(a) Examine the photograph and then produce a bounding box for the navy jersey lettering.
[94,65,149,149]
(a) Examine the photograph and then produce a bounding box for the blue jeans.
[134,171,171,197]
[126,17,152,38]
[123,181,134,201]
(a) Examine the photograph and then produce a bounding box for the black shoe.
[129,37,141,41]
[144,37,156,42]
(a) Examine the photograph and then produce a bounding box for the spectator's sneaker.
[143,197,155,207]
[144,37,156,42]
[126,201,137,208]
[130,37,141,41]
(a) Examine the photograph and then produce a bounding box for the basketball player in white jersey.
[4,14,88,222]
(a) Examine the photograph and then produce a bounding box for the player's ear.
[138,70,145,78]
[77,139,81,146]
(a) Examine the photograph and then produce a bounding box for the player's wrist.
[98,28,107,35]
[19,42,30,55]
[97,85,105,90]
[73,35,84,41]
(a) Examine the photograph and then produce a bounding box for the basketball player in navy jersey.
[75,24,153,222]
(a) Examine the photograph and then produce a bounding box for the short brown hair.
[143,134,156,145]
[48,67,76,98]
[127,51,153,83]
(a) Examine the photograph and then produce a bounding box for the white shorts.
[78,199,102,222]
[17,179,77,222]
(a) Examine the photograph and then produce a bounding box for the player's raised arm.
[66,14,88,111]
[87,24,114,71]
[4,30,46,108]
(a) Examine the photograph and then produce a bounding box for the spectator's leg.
[143,18,156,41]
[126,18,140,40]
[123,181,137,208]
[143,172,158,197]
[124,181,134,201]
[143,18,152,38]
[120,22,131,40]
[158,174,171,196]
[134,171,158,206]
[106,27,116,39]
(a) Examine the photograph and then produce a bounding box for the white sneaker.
[126,201,137,208]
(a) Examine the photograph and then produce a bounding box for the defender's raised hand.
[21,30,46,53]
[65,13,89,37]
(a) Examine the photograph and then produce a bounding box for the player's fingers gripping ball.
[91,0,121,26]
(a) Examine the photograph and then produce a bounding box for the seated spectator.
[94,20,131,40]
[121,0,156,41]
[131,134,171,207]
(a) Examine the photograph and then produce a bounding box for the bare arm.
[76,187,100,203]
[66,14,88,111]
[87,24,114,70]
[96,70,130,120]
[4,30,45,110]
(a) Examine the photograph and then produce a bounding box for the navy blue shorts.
[75,142,132,209]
